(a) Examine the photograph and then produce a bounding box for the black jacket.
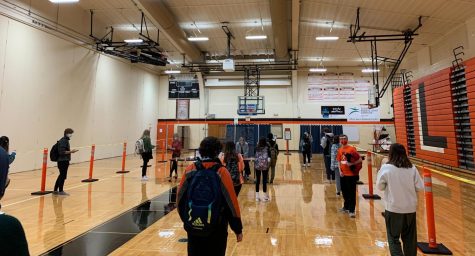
[57,136,71,162]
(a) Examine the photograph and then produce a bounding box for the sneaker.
[336,192,341,196]
[262,193,270,201]
[57,191,70,196]
[52,191,60,195]
[349,212,356,218]
[255,193,260,202]
[302,164,306,167]
[174,176,178,180]
[141,176,148,181]
[338,207,349,213]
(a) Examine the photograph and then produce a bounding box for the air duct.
[269,0,290,61]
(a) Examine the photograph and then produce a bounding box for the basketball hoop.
[237,96,265,115]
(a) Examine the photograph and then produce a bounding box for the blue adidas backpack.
[178,160,224,237]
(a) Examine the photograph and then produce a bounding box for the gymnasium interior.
[1,0,475,255]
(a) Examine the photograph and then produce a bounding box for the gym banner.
[347,105,380,122]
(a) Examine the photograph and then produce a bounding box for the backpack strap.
[194,158,222,172]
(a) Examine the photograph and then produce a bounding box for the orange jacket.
[177,161,243,235]
[336,145,361,177]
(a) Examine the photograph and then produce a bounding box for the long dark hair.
[224,141,238,163]
[0,136,9,152]
[387,143,413,168]
[332,135,340,144]
[256,137,268,150]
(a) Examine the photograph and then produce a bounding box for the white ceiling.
[43,0,475,69]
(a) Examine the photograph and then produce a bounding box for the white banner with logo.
[347,105,380,122]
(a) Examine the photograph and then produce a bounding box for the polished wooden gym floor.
[2,152,475,255]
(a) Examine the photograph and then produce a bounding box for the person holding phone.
[53,128,78,196]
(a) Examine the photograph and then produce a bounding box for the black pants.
[269,161,276,183]
[385,211,418,256]
[188,231,228,256]
[234,184,242,197]
[141,152,152,177]
[323,155,334,180]
[169,159,178,177]
[255,169,268,193]
[54,161,69,192]
[244,160,251,176]
[341,175,358,213]
[142,158,150,177]
[302,151,311,164]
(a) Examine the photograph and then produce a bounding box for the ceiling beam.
[269,0,290,61]
[134,0,202,63]
[291,0,300,51]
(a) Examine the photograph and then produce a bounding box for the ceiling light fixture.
[164,70,181,74]
[124,39,143,43]
[309,68,327,72]
[188,37,209,41]
[362,68,380,73]
[49,0,79,3]
[315,36,339,41]
[245,35,267,40]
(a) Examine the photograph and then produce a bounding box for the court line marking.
[2,168,142,208]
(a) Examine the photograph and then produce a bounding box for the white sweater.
[376,164,424,214]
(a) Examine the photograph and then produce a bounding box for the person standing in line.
[300,132,312,167]
[254,137,271,201]
[267,133,279,184]
[53,128,78,196]
[0,136,16,165]
[321,128,335,183]
[0,147,29,255]
[336,134,361,218]
[168,134,182,182]
[177,136,243,256]
[330,135,342,195]
[376,143,424,256]
[140,129,155,181]
[236,137,250,180]
[220,141,245,196]
[0,136,14,204]
[0,137,11,211]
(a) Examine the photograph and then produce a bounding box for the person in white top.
[376,143,424,256]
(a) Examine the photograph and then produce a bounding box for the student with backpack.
[52,128,78,196]
[138,129,155,181]
[219,141,244,196]
[300,132,312,167]
[168,134,182,182]
[376,143,424,256]
[321,128,335,182]
[177,136,243,256]
[330,135,342,196]
[267,133,279,184]
[336,134,362,218]
[255,137,271,201]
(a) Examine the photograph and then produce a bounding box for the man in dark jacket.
[53,128,78,196]
[267,133,279,184]
[321,128,335,182]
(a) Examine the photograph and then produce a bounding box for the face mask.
[340,140,348,145]
[67,134,73,138]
